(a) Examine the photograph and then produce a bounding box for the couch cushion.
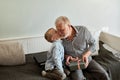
[93,41,120,80]
[0,41,26,66]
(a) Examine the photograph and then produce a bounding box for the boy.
[42,28,66,80]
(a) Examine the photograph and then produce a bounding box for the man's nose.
[58,31,61,35]
[58,32,63,36]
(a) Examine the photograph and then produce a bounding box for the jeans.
[70,60,110,80]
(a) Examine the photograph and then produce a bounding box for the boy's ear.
[51,37,54,41]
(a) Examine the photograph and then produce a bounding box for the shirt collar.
[62,25,79,41]
[71,25,79,37]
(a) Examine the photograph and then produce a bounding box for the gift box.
[68,61,86,71]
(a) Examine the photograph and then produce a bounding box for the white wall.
[0,36,51,54]
[0,0,120,39]
[0,27,108,54]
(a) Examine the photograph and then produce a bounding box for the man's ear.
[67,24,71,30]
[68,24,71,28]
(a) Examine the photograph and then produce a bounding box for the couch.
[0,32,120,80]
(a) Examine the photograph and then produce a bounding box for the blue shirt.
[62,26,96,61]
[45,40,64,72]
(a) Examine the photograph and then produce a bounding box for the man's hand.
[77,59,81,70]
[82,54,89,68]
[65,55,79,65]
[82,51,91,68]
[66,56,71,65]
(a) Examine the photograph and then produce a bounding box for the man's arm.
[83,27,96,67]
[85,27,96,53]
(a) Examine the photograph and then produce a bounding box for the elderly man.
[55,16,110,80]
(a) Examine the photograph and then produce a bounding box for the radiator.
[0,36,51,54]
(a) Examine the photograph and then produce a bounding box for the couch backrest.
[99,31,120,52]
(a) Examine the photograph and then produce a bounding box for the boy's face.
[50,29,60,41]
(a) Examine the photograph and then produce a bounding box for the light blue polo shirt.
[45,40,64,72]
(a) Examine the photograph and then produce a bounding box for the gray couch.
[0,41,49,80]
[0,51,49,80]
[0,31,120,80]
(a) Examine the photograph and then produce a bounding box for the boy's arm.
[52,47,64,72]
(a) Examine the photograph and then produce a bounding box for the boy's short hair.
[44,28,55,42]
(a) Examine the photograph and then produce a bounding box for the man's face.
[56,21,70,39]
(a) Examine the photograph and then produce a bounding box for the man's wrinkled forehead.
[56,25,65,31]
[56,21,66,29]
[56,20,64,25]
